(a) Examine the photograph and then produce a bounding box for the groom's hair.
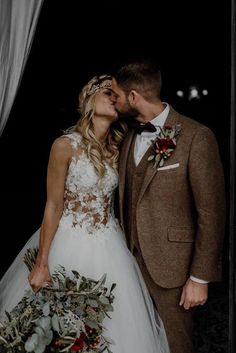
[113,59,162,102]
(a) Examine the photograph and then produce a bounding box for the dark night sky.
[0,0,231,278]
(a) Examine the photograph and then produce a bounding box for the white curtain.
[0,0,44,135]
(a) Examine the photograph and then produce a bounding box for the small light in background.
[176,90,184,98]
[202,89,208,96]
[175,86,209,101]
[188,86,200,101]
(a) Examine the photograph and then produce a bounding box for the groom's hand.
[179,278,208,310]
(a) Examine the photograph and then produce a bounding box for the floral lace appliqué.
[59,132,118,235]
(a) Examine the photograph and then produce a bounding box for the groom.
[112,60,226,353]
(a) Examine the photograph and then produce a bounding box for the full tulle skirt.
[0,218,169,353]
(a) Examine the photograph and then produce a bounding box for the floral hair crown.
[86,79,112,96]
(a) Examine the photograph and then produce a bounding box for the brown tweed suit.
[119,106,226,353]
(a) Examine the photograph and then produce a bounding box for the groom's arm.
[179,125,225,310]
[188,125,226,281]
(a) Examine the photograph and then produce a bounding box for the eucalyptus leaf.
[59,317,66,333]
[34,339,46,353]
[85,319,99,330]
[42,329,53,345]
[99,344,107,353]
[176,124,182,133]
[25,333,39,352]
[148,155,155,161]
[51,314,60,333]
[110,283,116,292]
[5,311,11,322]
[72,270,80,278]
[34,326,44,337]
[37,316,51,331]
[103,335,115,344]
[99,296,110,305]
[76,277,82,291]
[169,130,175,139]
[90,274,107,293]
[87,299,99,308]
[98,312,105,322]
[42,302,50,316]
[105,304,114,312]
[104,311,112,319]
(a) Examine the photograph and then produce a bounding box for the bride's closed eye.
[103,89,117,99]
[104,89,113,96]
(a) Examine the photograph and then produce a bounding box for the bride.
[0,74,169,353]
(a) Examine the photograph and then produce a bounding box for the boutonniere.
[148,124,181,169]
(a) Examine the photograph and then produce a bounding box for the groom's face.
[112,78,139,120]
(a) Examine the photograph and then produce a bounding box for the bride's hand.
[28,264,52,293]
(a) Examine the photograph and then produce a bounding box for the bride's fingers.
[44,277,53,286]
[31,283,50,293]
[42,281,52,288]
[28,279,46,292]
[30,284,40,293]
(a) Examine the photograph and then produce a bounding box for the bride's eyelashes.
[103,89,117,99]
[104,89,113,96]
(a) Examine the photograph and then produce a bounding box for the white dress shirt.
[133,103,208,285]
[134,104,170,165]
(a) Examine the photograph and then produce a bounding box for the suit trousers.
[133,247,195,353]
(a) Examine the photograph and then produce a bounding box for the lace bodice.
[59,132,119,235]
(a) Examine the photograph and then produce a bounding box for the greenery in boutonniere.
[0,248,116,353]
[148,124,181,169]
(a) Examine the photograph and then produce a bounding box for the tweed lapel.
[119,129,135,224]
[137,106,180,205]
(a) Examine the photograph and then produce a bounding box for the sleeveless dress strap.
[62,132,83,156]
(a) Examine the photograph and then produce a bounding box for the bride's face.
[93,82,118,122]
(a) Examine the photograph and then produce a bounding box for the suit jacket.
[119,106,226,288]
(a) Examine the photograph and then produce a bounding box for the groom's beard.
[116,101,139,121]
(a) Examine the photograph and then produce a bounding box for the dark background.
[0,0,231,350]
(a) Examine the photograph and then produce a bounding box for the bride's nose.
[110,93,117,103]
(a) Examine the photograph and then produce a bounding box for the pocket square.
[157,163,180,171]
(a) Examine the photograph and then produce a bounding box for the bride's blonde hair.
[73,74,128,177]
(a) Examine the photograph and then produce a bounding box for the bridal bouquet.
[0,248,116,353]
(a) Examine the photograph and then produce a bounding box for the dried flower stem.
[23,247,38,271]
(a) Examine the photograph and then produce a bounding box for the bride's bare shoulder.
[49,135,73,162]
[50,133,83,161]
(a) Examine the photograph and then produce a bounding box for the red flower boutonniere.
[148,124,181,169]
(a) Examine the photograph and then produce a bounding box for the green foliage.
[0,248,116,353]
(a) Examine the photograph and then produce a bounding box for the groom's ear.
[128,90,139,106]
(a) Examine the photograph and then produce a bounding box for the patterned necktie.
[130,120,157,134]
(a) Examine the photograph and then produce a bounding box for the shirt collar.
[150,103,170,127]
[138,103,170,137]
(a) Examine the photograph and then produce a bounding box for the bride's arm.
[28,137,71,292]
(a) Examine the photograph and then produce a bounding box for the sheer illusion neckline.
[59,132,119,235]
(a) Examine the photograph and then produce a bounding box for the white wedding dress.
[0,132,169,353]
